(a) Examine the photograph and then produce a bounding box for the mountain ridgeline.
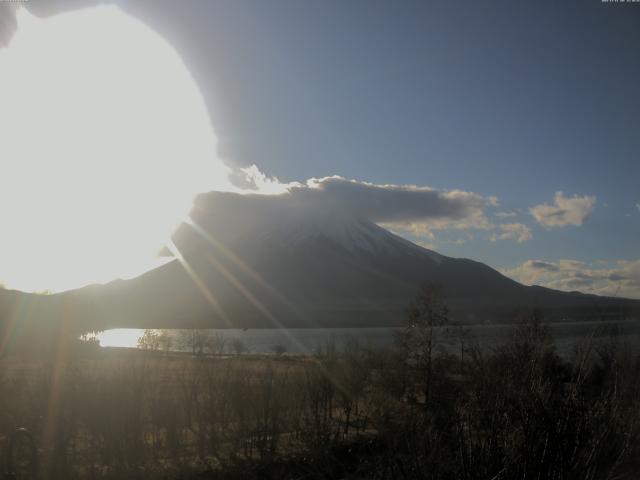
[0,191,638,343]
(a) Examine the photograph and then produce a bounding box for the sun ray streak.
[184,218,314,325]
[182,219,367,394]
[201,251,311,354]
[0,7,232,292]
[164,240,232,328]
[0,295,28,355]
[42,300,71,470]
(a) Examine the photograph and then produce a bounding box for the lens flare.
[0,6,231,292]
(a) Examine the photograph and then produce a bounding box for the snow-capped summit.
[188,190,443,261]
[254,207,438,258]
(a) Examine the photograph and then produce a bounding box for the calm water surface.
[96,319,640,356]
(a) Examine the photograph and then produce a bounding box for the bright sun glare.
[0,6,231,293]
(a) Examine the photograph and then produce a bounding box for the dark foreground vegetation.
[1,290,639,479]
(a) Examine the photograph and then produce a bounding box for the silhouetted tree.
[178,329,211,355]
[232,338,247,355]
[398,285,449,404]
[137,329,161,351]
[158,331,173,354]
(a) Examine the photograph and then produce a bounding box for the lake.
[96,319,640,356]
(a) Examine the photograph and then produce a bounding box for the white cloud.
[530,191,596,227]
[501,259,640,300]
[229,164,302,194]
[489,223,532,243]
[636,203,640,213]
[415,240,437,250]
[451,237,467,245]
[229,167,498,239]
[301,176,497,226]
[495,211,517,218]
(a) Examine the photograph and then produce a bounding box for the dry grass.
[0,317,639,480]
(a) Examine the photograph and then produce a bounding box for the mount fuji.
[1,191,638,341]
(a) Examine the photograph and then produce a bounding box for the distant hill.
[0,191,638,344]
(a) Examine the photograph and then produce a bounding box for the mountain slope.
[1,191,638,337]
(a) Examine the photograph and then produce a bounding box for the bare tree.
[207,332,227,356]
[158,331,173,355]
[137,329,161,352]
[232,338,247,356]
[398,285,449,405]
[447,322,471,368]
[178,329,212,356]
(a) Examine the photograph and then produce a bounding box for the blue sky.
[3,0,638,297]
[114,0,640,296]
